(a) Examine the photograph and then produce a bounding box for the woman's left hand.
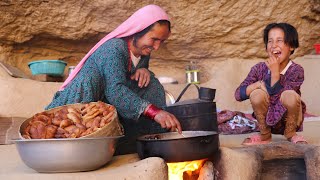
[131,68,150,88]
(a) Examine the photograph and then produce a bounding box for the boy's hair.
[263,23,299,55]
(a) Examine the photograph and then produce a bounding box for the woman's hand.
[131,68,150,88]
[153,110,182,133]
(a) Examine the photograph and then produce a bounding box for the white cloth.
[130,51,141,67]
[280,60,292,75]
[228,115,257,130]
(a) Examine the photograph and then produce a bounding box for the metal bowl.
[12,136,123,173]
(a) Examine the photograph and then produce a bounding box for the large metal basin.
[12,136,122,173]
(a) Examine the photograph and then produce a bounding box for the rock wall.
[0,0,319,78]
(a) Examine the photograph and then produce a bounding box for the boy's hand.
[266,51,281,86]
[266,51,280,75]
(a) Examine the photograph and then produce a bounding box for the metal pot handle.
[175,83,199,103]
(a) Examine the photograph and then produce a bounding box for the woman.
[235,23,307,145]
[46,5,182,154]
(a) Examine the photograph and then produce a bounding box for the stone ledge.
[0,117,25,145]
[219,120,320,148]
[212,142,320,180]
[0,145,168,180]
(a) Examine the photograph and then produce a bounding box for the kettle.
[164,84,217,131]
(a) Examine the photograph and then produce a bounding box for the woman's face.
[134,23,170,56]
[267,28,293,64]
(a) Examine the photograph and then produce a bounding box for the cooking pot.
[137,131,219,162]
[165,84,217,131]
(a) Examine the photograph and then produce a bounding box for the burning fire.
[167,159,206,180]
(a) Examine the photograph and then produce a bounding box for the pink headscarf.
[59,4,170,90]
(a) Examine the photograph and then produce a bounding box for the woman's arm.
[130,68,151,88]
[97,39,150,120]
[130,56,153,88]
[143,104,182,133]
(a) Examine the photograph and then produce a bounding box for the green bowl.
[28,60,67,76]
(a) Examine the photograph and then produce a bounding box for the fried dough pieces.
[22,101,116,139]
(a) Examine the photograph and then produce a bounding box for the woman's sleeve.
[234,65,260,101]
[97,40,149,120]
[137,56,156,76]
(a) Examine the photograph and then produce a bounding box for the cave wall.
[0,0,319,78]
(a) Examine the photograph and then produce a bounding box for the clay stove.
[165,142,320,180]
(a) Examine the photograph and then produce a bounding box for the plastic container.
[28,60,67,76]
[314,44,320,55]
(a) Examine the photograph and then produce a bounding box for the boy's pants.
[249,89,302,141]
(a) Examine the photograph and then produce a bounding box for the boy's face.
[266,28,294,64]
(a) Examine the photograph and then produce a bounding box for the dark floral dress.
[46,38,166,154]
[235,61,306,133]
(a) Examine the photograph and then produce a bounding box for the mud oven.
[3,141,320,180]
[119,142,319,180]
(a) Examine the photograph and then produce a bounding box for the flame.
[167,159,206,180]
